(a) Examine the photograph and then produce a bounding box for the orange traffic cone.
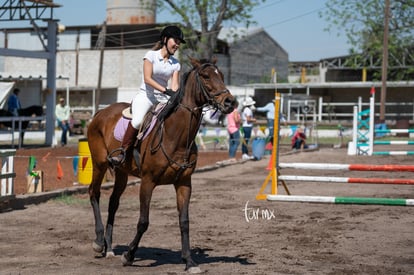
[57,160,64,180]
[266,153,274,170]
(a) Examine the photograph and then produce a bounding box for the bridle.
[149,62,231,179]
[195,63,230,108]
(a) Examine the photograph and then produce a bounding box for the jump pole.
[279,162,414,185]
[279,162,414,172]
[267,195,414,206]
[278,175,414,185]
[373,151,414,156]
[373,128,414,155]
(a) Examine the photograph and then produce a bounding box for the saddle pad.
[114,116,130,142]
[114,102,167,142]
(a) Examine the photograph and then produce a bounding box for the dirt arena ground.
[1,146,413,274]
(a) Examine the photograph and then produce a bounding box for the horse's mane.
[157,68,191,121]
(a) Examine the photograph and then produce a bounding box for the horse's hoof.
[92,241,104,253]
[187,266,202,274]
[106,251,115,258]
[121,252,133,266]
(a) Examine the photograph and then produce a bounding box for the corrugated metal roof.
[218,27,263,44]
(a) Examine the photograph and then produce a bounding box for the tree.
[158,0,264,60]
[320,0,414,80]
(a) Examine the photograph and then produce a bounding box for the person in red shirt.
[227,100,241,161]
[291,126,308,150]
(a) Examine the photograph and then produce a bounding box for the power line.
[263,7,326,29]
[252,0,288,11]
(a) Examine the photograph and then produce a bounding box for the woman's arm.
[170,70,180,91]
[234,111,241,124]
[246,115,256,123]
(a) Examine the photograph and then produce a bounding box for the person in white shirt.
[241,97,256,160]
[55,97,71,146]
[109,25,186,166]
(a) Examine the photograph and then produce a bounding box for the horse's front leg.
[105,170,128,257]
[175,183,201,273]
[121,181,155,266]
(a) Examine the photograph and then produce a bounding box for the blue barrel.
[252,138,266,160]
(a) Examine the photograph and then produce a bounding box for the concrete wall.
[5,49,147,90]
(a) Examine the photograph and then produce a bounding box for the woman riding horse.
[87,57,235,273]
[109,25,186,166]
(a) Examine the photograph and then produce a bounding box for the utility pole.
[380,0,390,122]
[95,21,107,114]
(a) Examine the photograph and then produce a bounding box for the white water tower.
[106,0,156,25]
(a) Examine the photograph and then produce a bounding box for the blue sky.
[4,0,350,61]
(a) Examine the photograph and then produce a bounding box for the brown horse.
[87,57,235,273]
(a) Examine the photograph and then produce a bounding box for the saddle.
[114,103,166,143]
[111,92,180,167]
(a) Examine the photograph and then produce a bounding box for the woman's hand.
[164,88,175,96]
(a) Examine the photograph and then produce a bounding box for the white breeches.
[130,89,170,129]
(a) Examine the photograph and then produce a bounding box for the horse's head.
[189,57,235,114]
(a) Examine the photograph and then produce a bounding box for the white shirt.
[140,49,181,95]
[256,102,274,120]
[55,103,70,121]
[242,107,254,127]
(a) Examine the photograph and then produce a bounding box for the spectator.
[241,97,256,160]
[55,97,71,146]
[7,88,21,116]
[227,100,241,162]
[256,100,287,144]
[256,100,275,140]
[291,126,308,150]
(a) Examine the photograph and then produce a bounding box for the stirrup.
[107,147,126,166]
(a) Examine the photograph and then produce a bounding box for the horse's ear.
[211,56,217,64]
[189,57,201,68]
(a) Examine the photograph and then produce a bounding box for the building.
[218,27,289,85]
[1,24,289,113]
[2,0,411,134]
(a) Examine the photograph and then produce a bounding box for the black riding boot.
[108,122,138,166]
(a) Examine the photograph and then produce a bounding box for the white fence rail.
[284,97,414,122]
[0,149,16,197]
[0,115,46,148]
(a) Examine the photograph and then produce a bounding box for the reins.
[149,62,221,178]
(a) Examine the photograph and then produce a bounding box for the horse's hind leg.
[89,159,108,254]
[121,180,155,266]
[104,169,128,257]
